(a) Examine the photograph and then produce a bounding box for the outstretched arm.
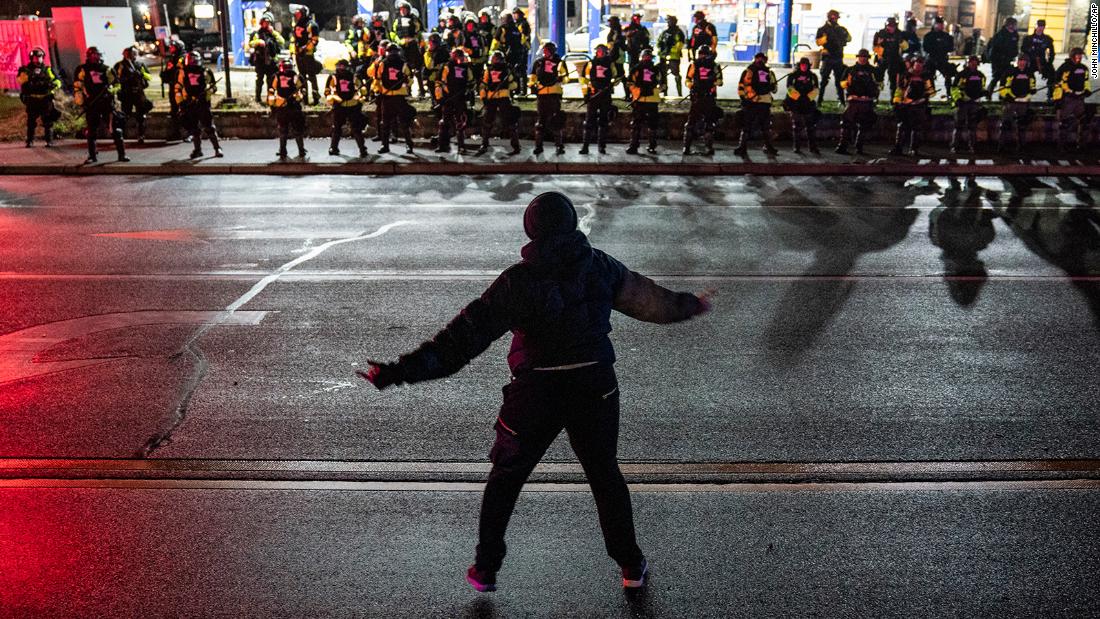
[614,268,712,324]
[359,276,513,389]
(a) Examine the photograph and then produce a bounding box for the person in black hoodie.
[359,191,713,593]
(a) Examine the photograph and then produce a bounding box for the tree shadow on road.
[928,177,996,307]
[754,177,928,366]
[994,176,1100,330]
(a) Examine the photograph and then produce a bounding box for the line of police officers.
[15,9,1094,162]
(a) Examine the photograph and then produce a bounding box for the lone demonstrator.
[359,191,713,593]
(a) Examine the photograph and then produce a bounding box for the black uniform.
[160,47,186,139]
[873,27,906,96]
[292,15,322,104]
[580,55,619,153]
[74,61,126,162]
[326,67,368,157]
[656,24,685,97]
[837,62,880,154]
[784,67,821,152]
[367,193,705,580]
[816,21,851,102]
[437,60,473,152]
[1054,59,1091,151]
[1021,31,1055,96]
[683,56,722,155]
[177,63,221,156]
[891,72,933,155]
[16,61,60,146]
[250,27,283,104]
[269,68,307,158]
[922,29,956,90]
[113,58,152,141]
[530,54,567,153]
[496,21,527,97]
[622,20,650,74]
[950,67,987,153]
[627,59,661,153]
[985,27,1020,95]
[997,68,1036,152]
[479,59,520,153]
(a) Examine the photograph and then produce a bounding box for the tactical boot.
[889,127,905,155]
[704,133,715,156]
[190,135,203,158]
[808,132,820,154]
[950,129,963,154]
[597,129,607,155]
[405,132,415,154]
[329,133,341,156]
[296,136,307,159]
[533,133,544,155]
[44,128,54,147]
[732,132,748,157]
[435,129,450,153]
[509,134,520,155]
[555,133,565,154]
[476,140,490,155]
[211,134,223,158]
[792,133,802,154]
[278,136,289,160]
[25,127,33,148]
[647,135,658,154]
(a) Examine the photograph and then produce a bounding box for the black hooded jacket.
[391,229,703,384]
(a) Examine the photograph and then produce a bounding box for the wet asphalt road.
[1,174,1098,617]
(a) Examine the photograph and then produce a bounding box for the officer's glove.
[356,360,405,390]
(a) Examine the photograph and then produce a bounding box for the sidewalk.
[2,139,1097,176]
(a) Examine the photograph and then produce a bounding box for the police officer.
[579,44,621,155]
[835,49,880,155]
[622,10,651,76]
[493,11,526,98]
[922,17,956,92]
[359,191,712,595]
[74,47,128,164]
[435,47,475,153]
[1021,19,1056,99]
[903,18,921,55]
[949,55,987,154]
[345,14,374,75]
[783,56,821,154]
[16,47,61,148]
[369,12,390,45]
[160,39,187,140]
[890,55,935,157]
[113,46,153,143]
[391,0,426,98]
[996,55,1036,153]
[682,44,722,156]
[656,15,685,97]
[463,14,490,86]
[268,58,308,160]
[815,9,850,103]
[873,17,907,98]
[444,13,465,51]
[478,50,521,155]
[512,8,532,96]
[476,8,495,41]
[734,52,778,156]
[606,15,629,99]
[626,48,663,155]
[688,10,717,60]
[290,4,322,105]
[529,41,569,155]
[175,51,222,159]
[369,45,416,154]
[424,33,451,107]
[325,58,369,158]
[1053,48,1091,153]
[986,17,1020,97]
[249,13,284,105]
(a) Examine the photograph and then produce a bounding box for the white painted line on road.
[0,479,1097,493]
[183,220,414,347]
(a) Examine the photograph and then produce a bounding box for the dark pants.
[255,65,277,103]
[181,100,219,153]
[331,104,367,152]
[683,92,716,151]
[438,98,468,150]
[787,104,819,150]
[988,62,1012,96]
[819,57,846,102]
[998,101,1030,151]
[475,364,644,573]
[119,92,150,138]
[534,94,563,150]
[583,92,613,149]
[378,95,414,149]
[839,99,876,151]
[952,100,983,151]
[84,100,124,158]
[24,97,55,144]
[629,101,659,149]
[295,52,320,103]
[736,100,774,149]
[401,42,426,96]
[925,57,955,93]
[1057,95,1087,150]
[481,99,519,150]
[893,103,928,152]
[275,104,306,155]
[879,58,904,98]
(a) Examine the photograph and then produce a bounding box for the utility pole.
[218,0,235,102]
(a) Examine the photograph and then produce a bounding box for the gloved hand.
[356,359,404,390]
[695,288,716,316]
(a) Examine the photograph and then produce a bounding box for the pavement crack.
[138,343,207,457]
